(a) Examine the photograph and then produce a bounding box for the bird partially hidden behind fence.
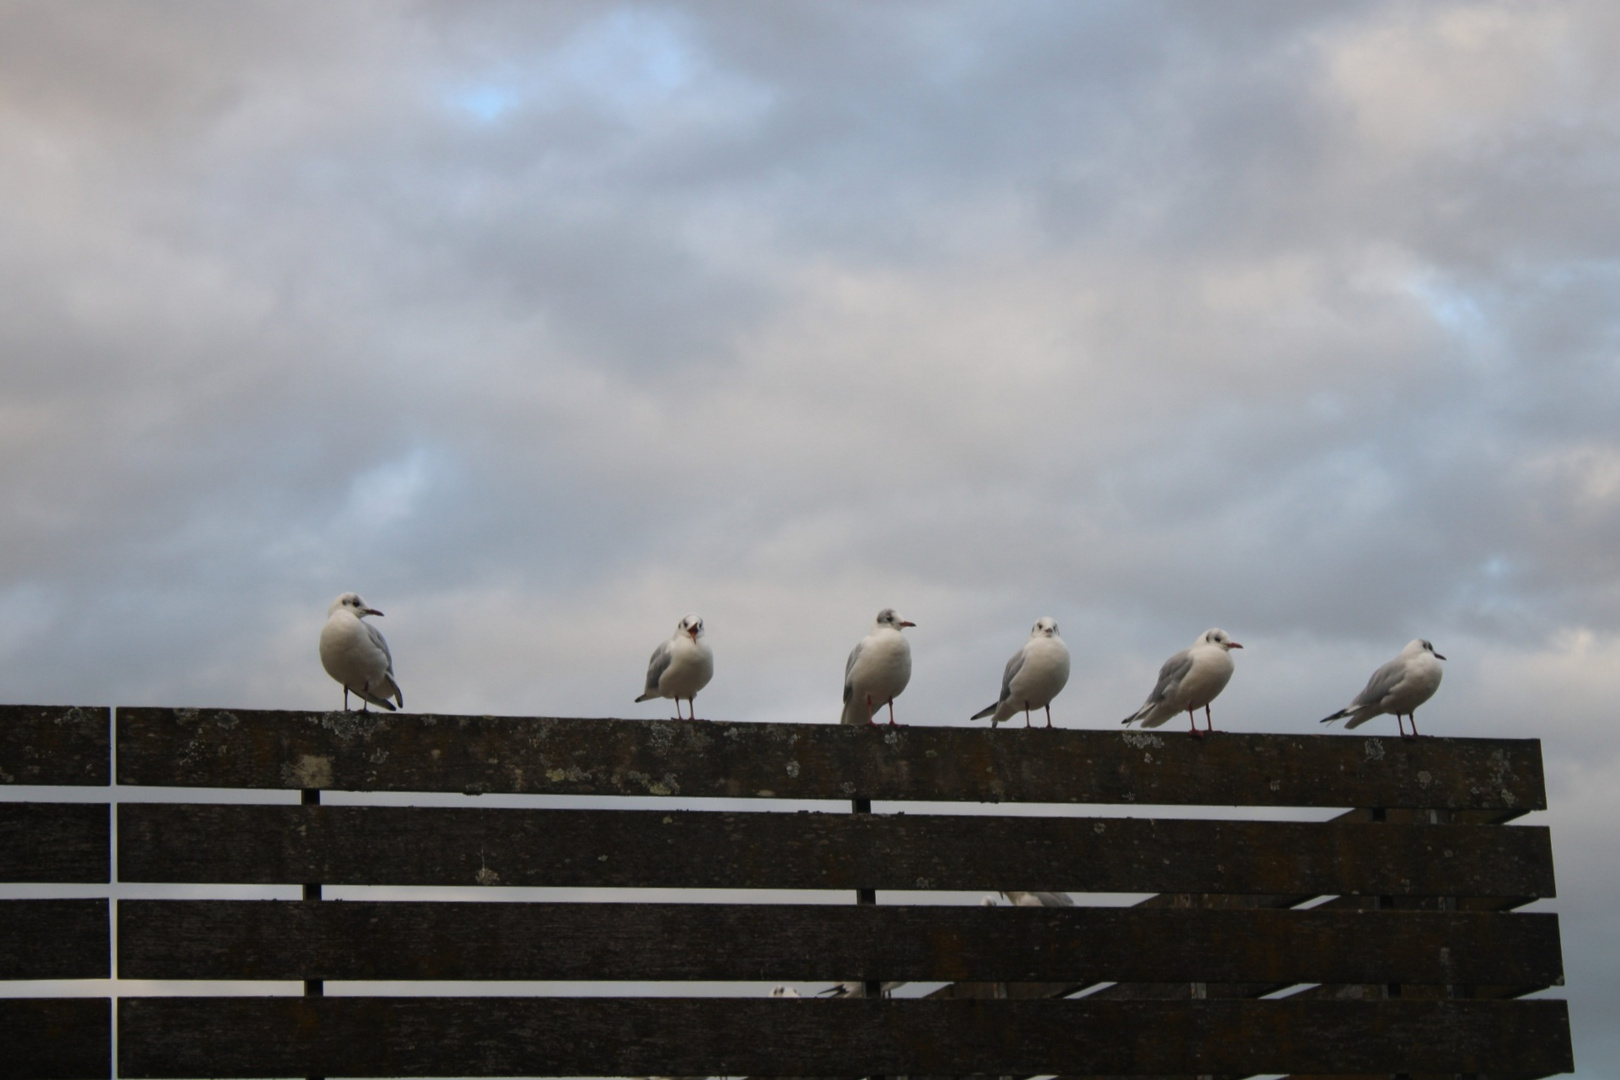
[635,614,714,721]
[319,592,403,712]
[1121,627,1243,737]
[840,608,915,725]
[970,617,1071,727]
[1320,638,1445,739]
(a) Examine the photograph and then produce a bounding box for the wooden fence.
[0,703,1574,1078]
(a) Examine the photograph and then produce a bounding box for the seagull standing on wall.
[319,592,403,712]
[1121,628,1242,737]
[1320,639,1445,739]
[840,609,914,725]
[970,617,1071,727]
[635,614,714,720]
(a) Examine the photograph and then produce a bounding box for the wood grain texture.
[0,900,108,979]
[0,803,108,883]
[115,996,1573,1078]
[116,804,1556,897]
[0,998,110,1079]
[117,900,1562,986]
[115,708,1546,810]
[0,705,108,787]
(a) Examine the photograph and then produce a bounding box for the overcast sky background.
[2,0,1617,1072]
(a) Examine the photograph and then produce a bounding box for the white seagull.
[635,614,714,720]
[970,617,1071,728]
[1320,638,1445,739]
[1001,890,1076,908]
[840,608,914,725]
[319,592,403,712]
[1121,628,1243,737]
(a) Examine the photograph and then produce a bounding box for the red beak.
[1228,641,1242,649]
[364,608,384,617]
[900,620,916,628]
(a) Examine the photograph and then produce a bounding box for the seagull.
[819,980,904,999]
[1121,628,1243,737]
[970,617,1071,728]
[1320,638,1445,739]
[319,592,403,712]
[635,614,714,720]
[1001,890,1076,908]
[840,608,914,725]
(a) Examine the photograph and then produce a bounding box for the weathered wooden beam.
[117,804,1556,897]
[0,998,110,1079]
[117,900,1562,987]
[0,900,108,979]
[0,804,108,883]
[115,996,1573,1078]
[115,708,1546,810]
[0,705,108,787]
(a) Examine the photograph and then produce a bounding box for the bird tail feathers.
[969,703,997,720]
[635,692,657,702]
[352,686,398,711]
[1319,708,1349,725]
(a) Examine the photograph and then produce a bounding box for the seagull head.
[1200,627,1241,650]
[1409,638,1446,661]
[875,608,915,631]
[330,592,383,618]
[1031,617,1060,638]
[677,613,705,641]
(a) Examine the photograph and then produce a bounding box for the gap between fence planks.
[116,707,1546,809]
[116,802,1556,897]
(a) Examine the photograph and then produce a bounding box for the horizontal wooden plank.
[0,900,108,979]
[0,998,110,1080]
[0,705,109,787]
[115,708,1547,809]
[118,805,1556,897]
[116,996,1573,1077]
[118,901,1563,986]
[0,804,108,883]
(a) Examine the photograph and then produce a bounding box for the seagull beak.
[1228,641,1243,649]
[1434,652,1446,661]
[364,608,384,617]
[688,629,700,641]
[900,620,916,628]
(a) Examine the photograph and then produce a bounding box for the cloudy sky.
[3,0,1617,1071]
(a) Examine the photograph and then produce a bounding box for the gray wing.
[842,640,864,703]
[363,621,394,672]
[997,648,1027,705]
[643,640,674,696]
[1351,656,1408,709]
[1147,649,1195,704]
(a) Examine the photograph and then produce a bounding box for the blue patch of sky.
[437,5,772,133]
[1404,271,1488,338]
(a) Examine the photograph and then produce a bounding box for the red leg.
[1408,712,1420,739]
[1188,709,1202,737]
[865,695,875,725]
[886,700,897,725]
[1205,704,1215,733]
